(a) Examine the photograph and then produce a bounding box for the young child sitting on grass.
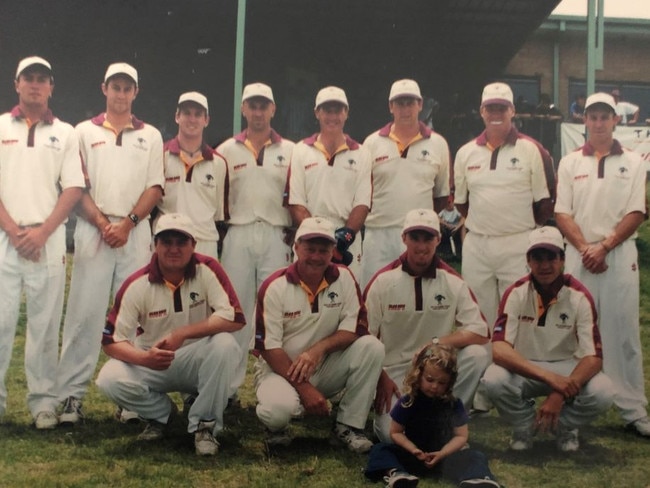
[364,344,499,488]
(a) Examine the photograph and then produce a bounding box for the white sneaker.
[194,420,219,456]
[556,426,580,452]
[330,422,373,453]
[59,396,83,425]
[626,416,650,437]
[383,469,419,488]
[34,411,58,430]
[115,406,141,424]
[509,428,532,451]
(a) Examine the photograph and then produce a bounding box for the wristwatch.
[128,213,139,226]
[431,336,440,345]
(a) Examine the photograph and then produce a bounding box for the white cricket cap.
[389,79,422,101]
[295,217,336,243]
[527,226,564,254]
[242,82,274,103]
[315,86,348,109]
[402,208,440,235]
[104,62,138,85]
[15,56,52,79]
[154,213,196,241]
[584,92,616,113]
[178,91,209,114]
[481,82,514,107]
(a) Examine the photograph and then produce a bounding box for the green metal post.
[233,0,247,134]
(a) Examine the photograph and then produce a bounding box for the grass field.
[1,233,650,488]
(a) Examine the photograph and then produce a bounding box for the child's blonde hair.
[401,344,458,407]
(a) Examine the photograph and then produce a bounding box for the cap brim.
[527,243,563,254]
[481,98,513,107]
[403,226,439,236]
[297,232,336,243]
[389,94,422,102]
[585,102,616,112]
[155,228,195,240]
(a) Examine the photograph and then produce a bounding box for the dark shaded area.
[0,0,559,146]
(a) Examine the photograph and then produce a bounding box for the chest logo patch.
[430,294,451,311]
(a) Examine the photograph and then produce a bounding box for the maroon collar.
[377,121,433,138]
[581,139,624,157]
[233,128,283,144]
[399,252,439,279]
[164,137,215,160]
[285,261,341,286]
[475,126,519,147]
[11,105,55,124]
[302,133,361,150]
[90,112,145,130]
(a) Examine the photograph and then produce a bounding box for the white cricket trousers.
[0,226,66,417]
[373,343,491,443]
[96,333,240,434]
[361,227,404,290]
[58,218,152,401]
[462,231,529,329]
[220,222,292,389]
[564,241,648,423]
[254,335,385,431]
[482,360,614,431]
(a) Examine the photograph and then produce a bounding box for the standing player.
[454,82,555,329]
[286,86,372,279]
[555,92,650,438]
[58,62,164,424]
[96,213,245,455]
[361,79,450,288]
[157,91,228,259]
[217,83,294,389]
[0,56,84,428]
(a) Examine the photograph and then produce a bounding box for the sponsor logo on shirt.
[305,162,319,170]
[1,139,19,145]
[284,310,301,319]
[574,174,589,181]
[388,304,406,311]
[91,140,106,149]
[148,308,167,318]
[519,315,535,323]
[467,165,482,171]
[234,163,247,171]
[374,155,389,163]
[166,176,181,183]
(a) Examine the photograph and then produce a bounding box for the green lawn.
[1,232,650,488]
